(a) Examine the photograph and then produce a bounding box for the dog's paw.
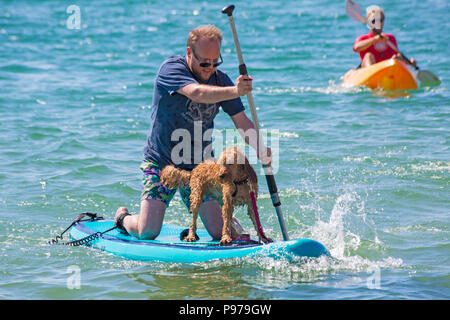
[219,235,233,245]
[260,236,274,244]
[184,235,198,242]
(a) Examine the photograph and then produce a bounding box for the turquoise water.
[1,0,449,299]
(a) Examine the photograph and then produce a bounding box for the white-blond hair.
[366,5,385,19]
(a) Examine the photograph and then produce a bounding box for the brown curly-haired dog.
[161,147,271,245]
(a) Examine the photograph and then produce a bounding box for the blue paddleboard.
[69,219,329,263]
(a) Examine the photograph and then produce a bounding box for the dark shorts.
[140,157,210,210]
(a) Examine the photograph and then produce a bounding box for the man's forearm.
[178,83,239,104]
[233,113,266,154]
[231,111,272,166]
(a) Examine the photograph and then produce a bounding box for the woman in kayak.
[353,5,416,68]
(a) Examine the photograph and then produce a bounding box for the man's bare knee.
[137,227,160,240]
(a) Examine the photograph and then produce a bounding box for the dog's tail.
[160,165,191,189]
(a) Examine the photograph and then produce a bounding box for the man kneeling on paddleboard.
[353,5,417,68]
[114,25,271,240]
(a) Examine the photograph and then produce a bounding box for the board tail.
[160,165,191,189]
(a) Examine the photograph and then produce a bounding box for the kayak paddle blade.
[346,0,365,23]
[418,69,441,87]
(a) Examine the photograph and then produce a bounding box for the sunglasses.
[371,17,384,25]
[190,47,223,68]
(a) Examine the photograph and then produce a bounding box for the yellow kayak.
[343,58,418,90]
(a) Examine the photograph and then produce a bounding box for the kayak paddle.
[222,4,290,241]
[345,0,441,87]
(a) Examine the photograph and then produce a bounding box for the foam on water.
[236,190,403,282]
[137,187,404,287]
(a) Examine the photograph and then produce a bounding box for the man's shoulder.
[215,68,230,78]
[159,55,188,72]
[213,68,233,86]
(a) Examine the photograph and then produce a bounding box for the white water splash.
[306,190,404,273]
[310,192,362,259]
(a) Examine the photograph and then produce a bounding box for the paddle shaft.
[371,30,419,70]
[222,5,289,241]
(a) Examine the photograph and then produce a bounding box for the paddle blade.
[346,0,365,23]
[418,69,441,87]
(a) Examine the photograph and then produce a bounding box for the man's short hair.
[187,25,223,49]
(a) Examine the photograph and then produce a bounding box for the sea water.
[0,0,448,299]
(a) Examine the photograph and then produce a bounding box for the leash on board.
[47,212,117,246]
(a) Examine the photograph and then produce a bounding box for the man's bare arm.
[177,75,253,104]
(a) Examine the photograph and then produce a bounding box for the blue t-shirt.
[144,55,245,170]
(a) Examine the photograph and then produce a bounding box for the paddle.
[222,4,290,241]
[345,0,441,87]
